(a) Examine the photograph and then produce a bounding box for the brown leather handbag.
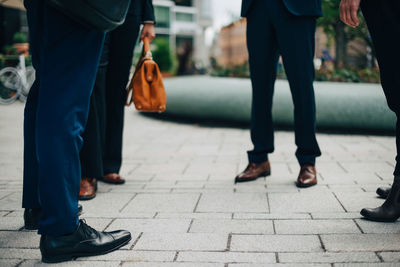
[126,37,167,113]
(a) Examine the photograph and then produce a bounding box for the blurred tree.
[318,0,374,67]
[152,37,173,72]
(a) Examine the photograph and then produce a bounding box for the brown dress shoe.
[100,173,126,185]
[79,178,97,201]
[296,165,317,188]
[235,161,271,183]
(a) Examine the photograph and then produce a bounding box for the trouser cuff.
[247,151,269,163]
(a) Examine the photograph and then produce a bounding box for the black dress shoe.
[40,220,131,263]
[361,177,400,222]
[376,186,391,199]
[24,204,83,230]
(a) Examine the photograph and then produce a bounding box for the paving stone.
[378,252,400,262]
[334,264,399,267]
[134,233,228,251]
[230,235,323,252]
[233,213,311,220]
[0,248,41,259]
[334,192,385,212]
[83,212,156,219]
[20,260,121,266]
[311,213,361,219]
[82,193,136,214]
[106,218,191,233]
[322,234,400,252]
[0,259,22,267]
[196,193,269,213]
[268,192,344,213]
[156,212,232,219]
[0,231,39,248]
[2,210,23,219]
[122,194,200,213]
[274,220,360,234]
[0,192,22,210]
[178,251,275,263]
[123,263,224,267]
[278,252,379,263]
[355,219,400,234]
[228,264,331,267]
[0,216,24,230]
[190,219,274,234]
[77,250,175,262]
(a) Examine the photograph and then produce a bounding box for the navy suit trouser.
[246,0,321,166]
[361,0,400,175]
[22,0,105,236]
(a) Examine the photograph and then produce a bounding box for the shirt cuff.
[143,21,155,25]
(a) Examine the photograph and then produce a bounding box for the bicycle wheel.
[21,66,36,96]
[0,67,22,104]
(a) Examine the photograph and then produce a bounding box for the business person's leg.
[22,0,42,229]
[79,77,103,201]
[23,0,131,262]
[272,1,321,187]
[360,0,400,222]
[102,15,140,183]
[79,44,110,200]
[235,0,278,183]
[29,0,103,236]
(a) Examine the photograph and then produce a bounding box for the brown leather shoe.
[296,165,317,188]
[79,178,97,201]
[235,161,271,183]
[100,173,126,185]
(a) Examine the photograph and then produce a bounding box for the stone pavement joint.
[0,103,399,266]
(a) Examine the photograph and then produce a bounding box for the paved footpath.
[1,102,400,267]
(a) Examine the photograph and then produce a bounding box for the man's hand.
[140,23,156,43]
[339,0,361,27]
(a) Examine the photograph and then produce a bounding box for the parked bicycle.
[0,54,35,104]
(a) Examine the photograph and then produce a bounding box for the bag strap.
[125,37,152,106]
[143,36,152,60]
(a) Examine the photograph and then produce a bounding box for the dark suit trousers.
[80,15,141,177]
[361,0,400,175]
[246,0,321,165]
[22,0,104,235]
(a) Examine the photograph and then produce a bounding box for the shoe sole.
[98,179,125,185]
[360,211,399,222]
[24,224,39,230]
[41,235,132,263]
[235,171,271,184]
[79,194,96,201]
[295,181,317,188]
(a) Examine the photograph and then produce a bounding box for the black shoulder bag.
[47,0,131,32]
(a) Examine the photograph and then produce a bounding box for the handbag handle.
[143,36,152,58]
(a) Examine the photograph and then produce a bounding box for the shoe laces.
[79,219,97,238]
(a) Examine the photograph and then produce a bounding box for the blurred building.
[153,0,213,72]
[217,18,247,67]
[216,18,368,68]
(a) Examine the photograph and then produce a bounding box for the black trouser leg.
[361,0,400,175]
[80,66,107,178]
[272,1,321,166]
[103,15,141,174]
[246,0,279,163]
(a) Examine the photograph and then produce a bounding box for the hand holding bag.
[126,37,167,113]
[46,0,131,32]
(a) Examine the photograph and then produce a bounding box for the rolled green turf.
[160,76,396,132]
